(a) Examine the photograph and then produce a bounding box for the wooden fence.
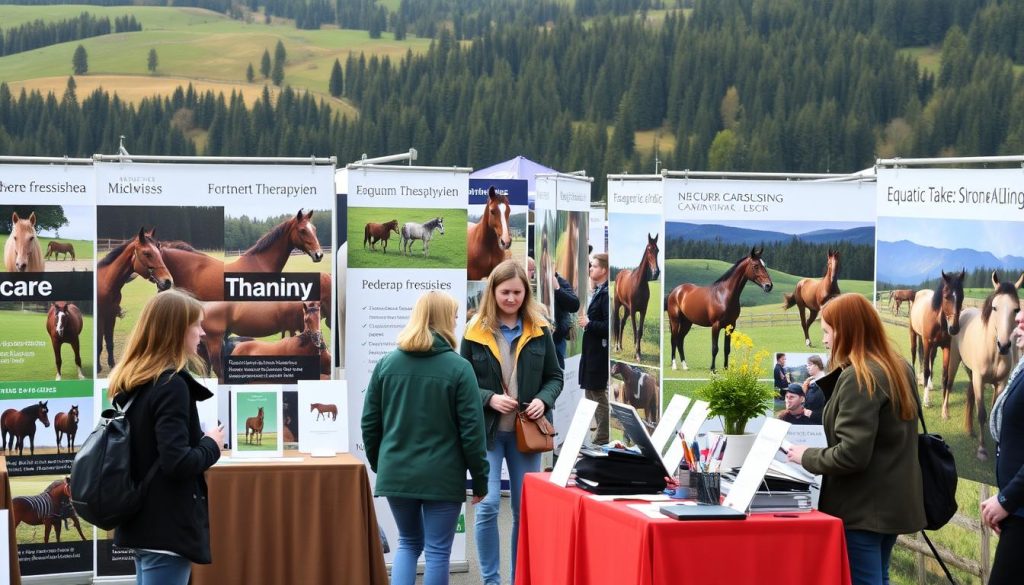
[896,485,993,583]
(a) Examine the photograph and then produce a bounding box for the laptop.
[660,503,747,521]
[609,402,673,476]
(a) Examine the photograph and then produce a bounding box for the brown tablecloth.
[0,458,22,585]
[191,452,388,585]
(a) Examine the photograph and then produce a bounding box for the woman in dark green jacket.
[362,291,488,585]
[460,259,563,585]
[788,293,925,585]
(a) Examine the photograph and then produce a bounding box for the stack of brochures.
[721,460,816,513]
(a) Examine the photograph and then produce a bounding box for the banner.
[877,167,1024,484]
[607,176,663,439]
[345,165,470,566]
[0,161,95,580]
[536,174,591,447]
[661,178,875,430]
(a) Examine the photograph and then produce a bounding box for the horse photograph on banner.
[467,180,528,281]
[1,206,94,273]
[0,398,94,458]
[609,212,663,369]
[877,216,1024,484]
[11,475,92,545]
[347,206,466,269]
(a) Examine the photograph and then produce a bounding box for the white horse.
[400,217,445,257]
[947,271,1024,460]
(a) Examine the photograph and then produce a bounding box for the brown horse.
[226,209,323,272]
[613,233,661,362]
[158,242,225,301]
[1,400,51,456]
[245,407,265,445]
[889,289,915,315]
[364,219,400,254]
[467,187,512,279]
[96,228,174,372]
[666,247,774,372]
[556,212,581,308]
[782,249,840,347]
[947,272,1024,460]
[46,301,85,381]
[231,301,327,362]
[44,240,76,261]
[611,362,659,426]
[12,478,84,543]
[201,301,308,377]
[55,405,80,454]
[4,211,45,272]
[311,402,338,421]
[909,270,966,408]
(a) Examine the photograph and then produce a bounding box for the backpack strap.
[921,530,958,584]
[909,382,929,435]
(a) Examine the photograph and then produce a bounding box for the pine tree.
[328,59,344,97]
[260,49,271,79]
[72,45,88,75]
[274,40,287,68]
[246,63,255,83]
[271,59,285,87]
[147,48,158,73]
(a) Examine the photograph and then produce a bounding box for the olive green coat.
[801,361,926,534]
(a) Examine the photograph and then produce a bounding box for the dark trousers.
[990,515,1024,585]
[585,387,609,445]
[845,529,897,585]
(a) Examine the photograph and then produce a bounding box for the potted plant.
[697,327,776,468]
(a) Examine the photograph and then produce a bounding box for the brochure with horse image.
[230,386,284,458]
[297,379,348,454]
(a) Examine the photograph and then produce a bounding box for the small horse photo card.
[231,386,283,458]
[297,380,348,454]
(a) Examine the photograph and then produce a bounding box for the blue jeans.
[134,550,192,585]
[476,431,541,585]
[845,529,897,585]
[387,497,462,585]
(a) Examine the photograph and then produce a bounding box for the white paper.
[196,377,220,439]
[589,494,674,502]
[297,380,348,453]
[723,419,791,513]
[626,503,672,519]
[549,398,598,487]
[662,399,710,472]
[649,394,690,454]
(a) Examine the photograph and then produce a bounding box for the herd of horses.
[0,401,79,456]
[364,216,446,257]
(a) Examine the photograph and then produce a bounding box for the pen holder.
[695,472,721,505]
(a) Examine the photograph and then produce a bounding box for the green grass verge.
[347,207,467,269]
[234,432,279,451]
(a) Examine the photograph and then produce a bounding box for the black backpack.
[911,387,959,585]
[70,390,159,530]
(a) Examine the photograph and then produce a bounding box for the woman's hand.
[579,314,589,328]
[981,495,1009,533]
[471,495,484,505]
[524,398,546,419]
[205,424,225,449]
[786,445,808,465]
[489,393,518,414]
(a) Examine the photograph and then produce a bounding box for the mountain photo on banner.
[877,216,1024,484]
[661,220,875,379]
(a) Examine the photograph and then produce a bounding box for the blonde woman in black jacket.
[107,290,223,585]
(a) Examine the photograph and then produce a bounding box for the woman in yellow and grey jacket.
[460,259,562,585]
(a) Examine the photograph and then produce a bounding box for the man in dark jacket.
[551,272,580,369]
[580,253,609,444]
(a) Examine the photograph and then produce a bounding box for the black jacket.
[113,370,221,563]
[552,273,580,345]
[579,281,609,390]
[997,373,1024,518]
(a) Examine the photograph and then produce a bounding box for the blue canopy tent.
[471,155,558,211]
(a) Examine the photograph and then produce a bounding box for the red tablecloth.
[516,473,851,585]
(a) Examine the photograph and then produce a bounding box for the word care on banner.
[877,167,1024,486]
[660,177,875,425]
[345,164,470,566]
[607,175,664,440]
[0,161,96,580]
[535,173,592,447]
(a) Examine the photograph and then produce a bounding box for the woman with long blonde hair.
[787,293,924,585]
[460,259,563,585]
[362,291,488,585]
[107,289,223,585]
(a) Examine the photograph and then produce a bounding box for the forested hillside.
[1,0,1023,200]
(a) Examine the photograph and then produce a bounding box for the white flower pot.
[709,432,758,471]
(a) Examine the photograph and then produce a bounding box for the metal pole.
[877,154,1024,167]
[355,149,418,166]
[92,154,336,165]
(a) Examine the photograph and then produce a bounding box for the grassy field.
[0,309,93,381]
[0,6,430,111]
[609,280,662,368]
[0,237,94,272]
[234,431,279,451]
[347,207,467,269]
[11,475,96,545]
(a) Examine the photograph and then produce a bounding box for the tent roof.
[471,156,558,201]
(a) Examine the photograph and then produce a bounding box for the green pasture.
[0,6,430,94]
[234,432,279,452]
[0,309,93,381]
[347,207,467,269]
[608,280,662,369]
[0,237,94,271]
[11,475,96,545]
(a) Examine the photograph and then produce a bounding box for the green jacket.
[362,333,489,500]
[460,316,564,448]
[801,360,926,534]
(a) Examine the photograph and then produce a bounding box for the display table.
[0,458,22,585]
[516,473,851,585]
[191,452,388,585]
